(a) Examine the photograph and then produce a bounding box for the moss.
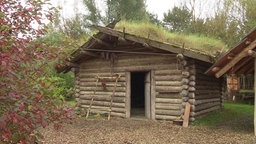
[114,21,228,57]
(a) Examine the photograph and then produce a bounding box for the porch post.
[254,58,256,136]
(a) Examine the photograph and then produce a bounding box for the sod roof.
[114,21,228,57]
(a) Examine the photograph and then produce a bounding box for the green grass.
[66,98,76,106]
[114,21,228,57]
[193,102,254,127]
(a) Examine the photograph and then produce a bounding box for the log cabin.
[58,21,226,121]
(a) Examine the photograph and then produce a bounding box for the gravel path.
[41,117,256,144]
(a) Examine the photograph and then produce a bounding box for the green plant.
[114,20,228,57]
[193,102,254,126]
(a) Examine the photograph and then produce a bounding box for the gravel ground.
[41,116,256,144]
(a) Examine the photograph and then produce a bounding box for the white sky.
[52,0,217,20]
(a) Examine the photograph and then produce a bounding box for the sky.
[52,0,217,20]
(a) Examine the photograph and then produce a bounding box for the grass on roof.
[114,21,228,57]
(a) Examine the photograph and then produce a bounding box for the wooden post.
[254,58,256,136]
[125,72,131,118]
[151,70,156,120]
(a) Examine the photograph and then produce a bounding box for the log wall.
[76,53,183,120]
[193,60,222,117]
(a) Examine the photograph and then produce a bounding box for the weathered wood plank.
[155,75,183,81]
[151,70,156,120]
[156,86,183,93]
[80,100,125,108]
[155,115,179,120]
[155,109,181,116]
[155,98,182,104]
[155,81,182,86]
[183,102,191,127]
[155,103,181,110]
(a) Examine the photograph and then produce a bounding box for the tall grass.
[193,102,254,127]
[115,21,228,57]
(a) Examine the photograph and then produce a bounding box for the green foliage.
[115,21,227,56]
[193,102,254,127]
[83,0,102,24]
[163,6,192,32]
[105,0,148,22]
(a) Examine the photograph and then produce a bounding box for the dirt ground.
[41,116,256,144]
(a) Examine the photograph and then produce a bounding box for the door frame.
[126,71,152,119]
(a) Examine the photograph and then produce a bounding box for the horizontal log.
[79,95,125,103]
[155,115,179,120]
[156,86,182,93]
[79,86,126,92]
[195,102,220,112]
[155,103,181,110]
[80,82,126,87]
[155,75,183,81]
[80,64,177,73]
[196,85,221,90]
[80,105,126,117]
[155,81,182,86]
[192,98,220,105]
[80,100,125,108]
[80,91,126,97]
[155,69,181,75]
[77,72,125,78]
[155,109,181,116]
[195,95,221,100]
[156,98,182,104]
[194,105,220,117]
[79,77,126,82]
[156,93,181,99]
[80,105,126,113]
[116,55,177,63]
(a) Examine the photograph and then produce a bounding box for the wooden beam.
[93,25,212,63]
[67,62,79,68]
[80,50,100,57]
[215,40,256,78]
[183,102,191,127]
[236,60,254,75]
[212,67,220,72]
[228,57,253,74]
[90,35,112,48]
[248,50,256,58]
[254,57,256,136]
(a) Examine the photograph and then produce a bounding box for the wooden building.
[58,22,223,121]
[205,27,256,135]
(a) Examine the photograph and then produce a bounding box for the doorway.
[130,72,151,118]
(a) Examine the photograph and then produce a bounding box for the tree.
[82,0,149,24]
[105,0,148,22]
[0,0,71,143]
[163,6,192,32]
[82,0,102,25]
